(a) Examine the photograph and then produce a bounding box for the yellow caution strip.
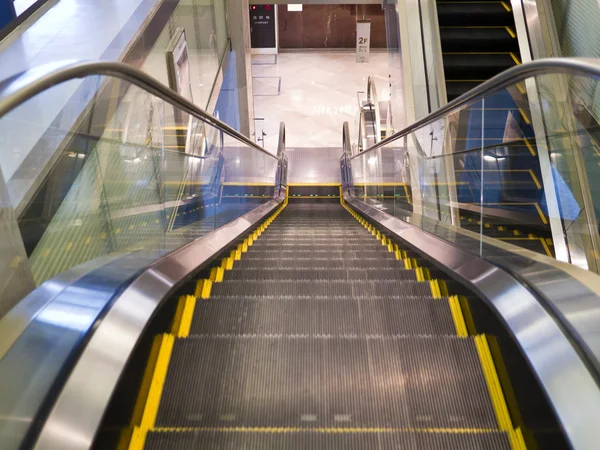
[415,267,431,282]
[138,334,175,430]
[151,426,503,434]
[487,336,525,430]
[459,296,477,335]
[448,296,468,337]
[475,335,524,449]
[172,295,197,338]
[127,427,147,450]
[195,279,213,299]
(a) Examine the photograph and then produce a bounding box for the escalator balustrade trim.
[119,191,528,449]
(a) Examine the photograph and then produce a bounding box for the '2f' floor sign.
[356,19,371,63]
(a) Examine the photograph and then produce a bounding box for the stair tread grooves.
[210,280,435,297]
[145,430,512,449]
[189,297,456,336]
[156,336,498,429]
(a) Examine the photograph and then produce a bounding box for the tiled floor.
[251,51,399,153]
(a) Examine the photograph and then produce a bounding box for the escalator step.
[249,242,388,251]
[439,27,519,52]
[155,336,498,429]
[443,53,516,80]
[242,250,395,259]
[189,297,456,336]
[145,429,512,449]
[235,258,405,269]
[258,237,378,242]
[226,267,420,281]
[437,2,513,27]
[210,280,435,298]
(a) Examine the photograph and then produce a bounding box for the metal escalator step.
[235,258,402,269]
[242,250,394,259]
[155,336,497,429]
[189,297,456,336]
[145,429,512,449]
[249,243,388,251]
[210,280,434,298]
[257,237,377,243]
[226,268,419,281]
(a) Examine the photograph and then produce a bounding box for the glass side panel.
[0,75,278,287]
[351,71,600,273]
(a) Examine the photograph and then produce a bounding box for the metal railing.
[352,58,600,159]
[0,60,277,160]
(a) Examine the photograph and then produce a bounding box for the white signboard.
[356,19,371,63]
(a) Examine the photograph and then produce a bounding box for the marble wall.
[278,4,387,49]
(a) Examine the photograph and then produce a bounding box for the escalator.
[437,0,521,101]
[91,191,569,450]
[3,60,600,450]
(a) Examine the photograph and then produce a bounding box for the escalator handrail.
[0,59,276,160]
[352,57,600,158]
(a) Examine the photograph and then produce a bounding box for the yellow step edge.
[129,336,164,429]
[509,427,528,450]
[430,280,441,298]
[429,279,448,299]
[170,296,187,336]
[458,296,478,335]
[174,295,197,338]
[487,336,525,430]
[439,279,449,297]
[140,334,175,430]
[149,426,504,434]
[415,267,431,282]
[195,279,212,299]
[213,266,225,283]
[448,296,469,337]
[475,335,514,432]
[127,427,147,450]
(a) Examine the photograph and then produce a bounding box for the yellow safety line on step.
[448,296,469,337]
[429,280,441,299]
[487,336,525,430]
[415,267,431,282]
[510,52,521,65]
[128,337,163,430]
[140,334,175,430]
[195,279,213,299]
[458,296,478,335]
[175,295,197,338]
[506,26,516,38]
[126,427,147,450]
[501,1,512,12]
[516,82,526,95]
[170,296,186,337]
[475,335,513,432]
[150,426,502,434]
